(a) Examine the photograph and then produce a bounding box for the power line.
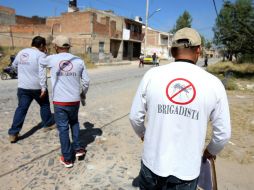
[212,0,219,16]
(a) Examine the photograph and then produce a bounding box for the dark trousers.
[8,88,54,135]
[139,161,199,190]
[54,104,81,161]
[139,60,144,67]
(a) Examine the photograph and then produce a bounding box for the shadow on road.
[18,122,43,141]
[79,121,103,148]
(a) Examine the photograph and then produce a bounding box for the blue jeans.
[8,88,55,135]
[139,161,198,190]
[54,104,81,161]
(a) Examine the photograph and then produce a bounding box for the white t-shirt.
[40,52,90,102]
[129,61,231,180]
[12,47,46,90]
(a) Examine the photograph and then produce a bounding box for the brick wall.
[147,29,159,46]
[10,24,51,34]
[0,6,15,15]
[0,24,51,47]
[93,21,108,36]
[61,12,91,34]
[16,15,46,25]
[0,6,16,25]
[46,17,60,26]
[0,24,11,33]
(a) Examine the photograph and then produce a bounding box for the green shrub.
[238,53,254,64]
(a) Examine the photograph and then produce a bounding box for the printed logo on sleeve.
[20,53,30,64]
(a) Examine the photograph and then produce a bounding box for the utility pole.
[10,25,14,50]
[144,0,149,56]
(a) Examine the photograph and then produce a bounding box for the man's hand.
[40,89,47,99]
[203,148,216,160]
[80,92,86,106]
[141,135,144,142]
[80,91,86,99]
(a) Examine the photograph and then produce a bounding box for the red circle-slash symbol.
[59,60,73,72]
[166,78,196,105]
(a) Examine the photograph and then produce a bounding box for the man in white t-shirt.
[40,35,90,168]
[129,27,231,190]
[8,36,55,143]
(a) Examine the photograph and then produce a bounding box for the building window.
[87,46,92,54]
[99,42,104,53]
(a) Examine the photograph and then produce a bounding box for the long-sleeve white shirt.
[129,61,231,180]
[12,47,46,90]
[40,52,90,102]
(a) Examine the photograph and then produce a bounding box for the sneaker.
[43,124,56,132]
[132,176,140,187]
[59,156,73,168]
[75,148,86,157]
[9,134,19,143]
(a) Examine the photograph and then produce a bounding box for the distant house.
[47,8,144,63]
[142,26,173,60]
[204,48,219,58]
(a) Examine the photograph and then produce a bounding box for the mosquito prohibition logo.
[57,60,76,76]
[158,78,199,120]
[166,78,196,105]
[59,60,73,72]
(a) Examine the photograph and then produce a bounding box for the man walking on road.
[8,36,55,143]
[129,27,231,190]
[152,52,159,66]
[40,35,90,168]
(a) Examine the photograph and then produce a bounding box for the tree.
[205,40,212,50]
[213,0,254,62]
[200,35,213,57]
[170,11,192,33]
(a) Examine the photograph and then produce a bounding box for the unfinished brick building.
[47,8,143,63]
[0,4,143,63]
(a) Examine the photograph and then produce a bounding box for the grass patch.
[207,61,254,78]
[207,61,254,90]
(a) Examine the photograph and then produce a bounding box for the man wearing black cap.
[129,28,231,189]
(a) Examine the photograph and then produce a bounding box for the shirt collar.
[175,59,195,64]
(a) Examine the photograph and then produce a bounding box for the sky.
[0,0,225,40]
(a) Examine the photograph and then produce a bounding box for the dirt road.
[0,61,253,190]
